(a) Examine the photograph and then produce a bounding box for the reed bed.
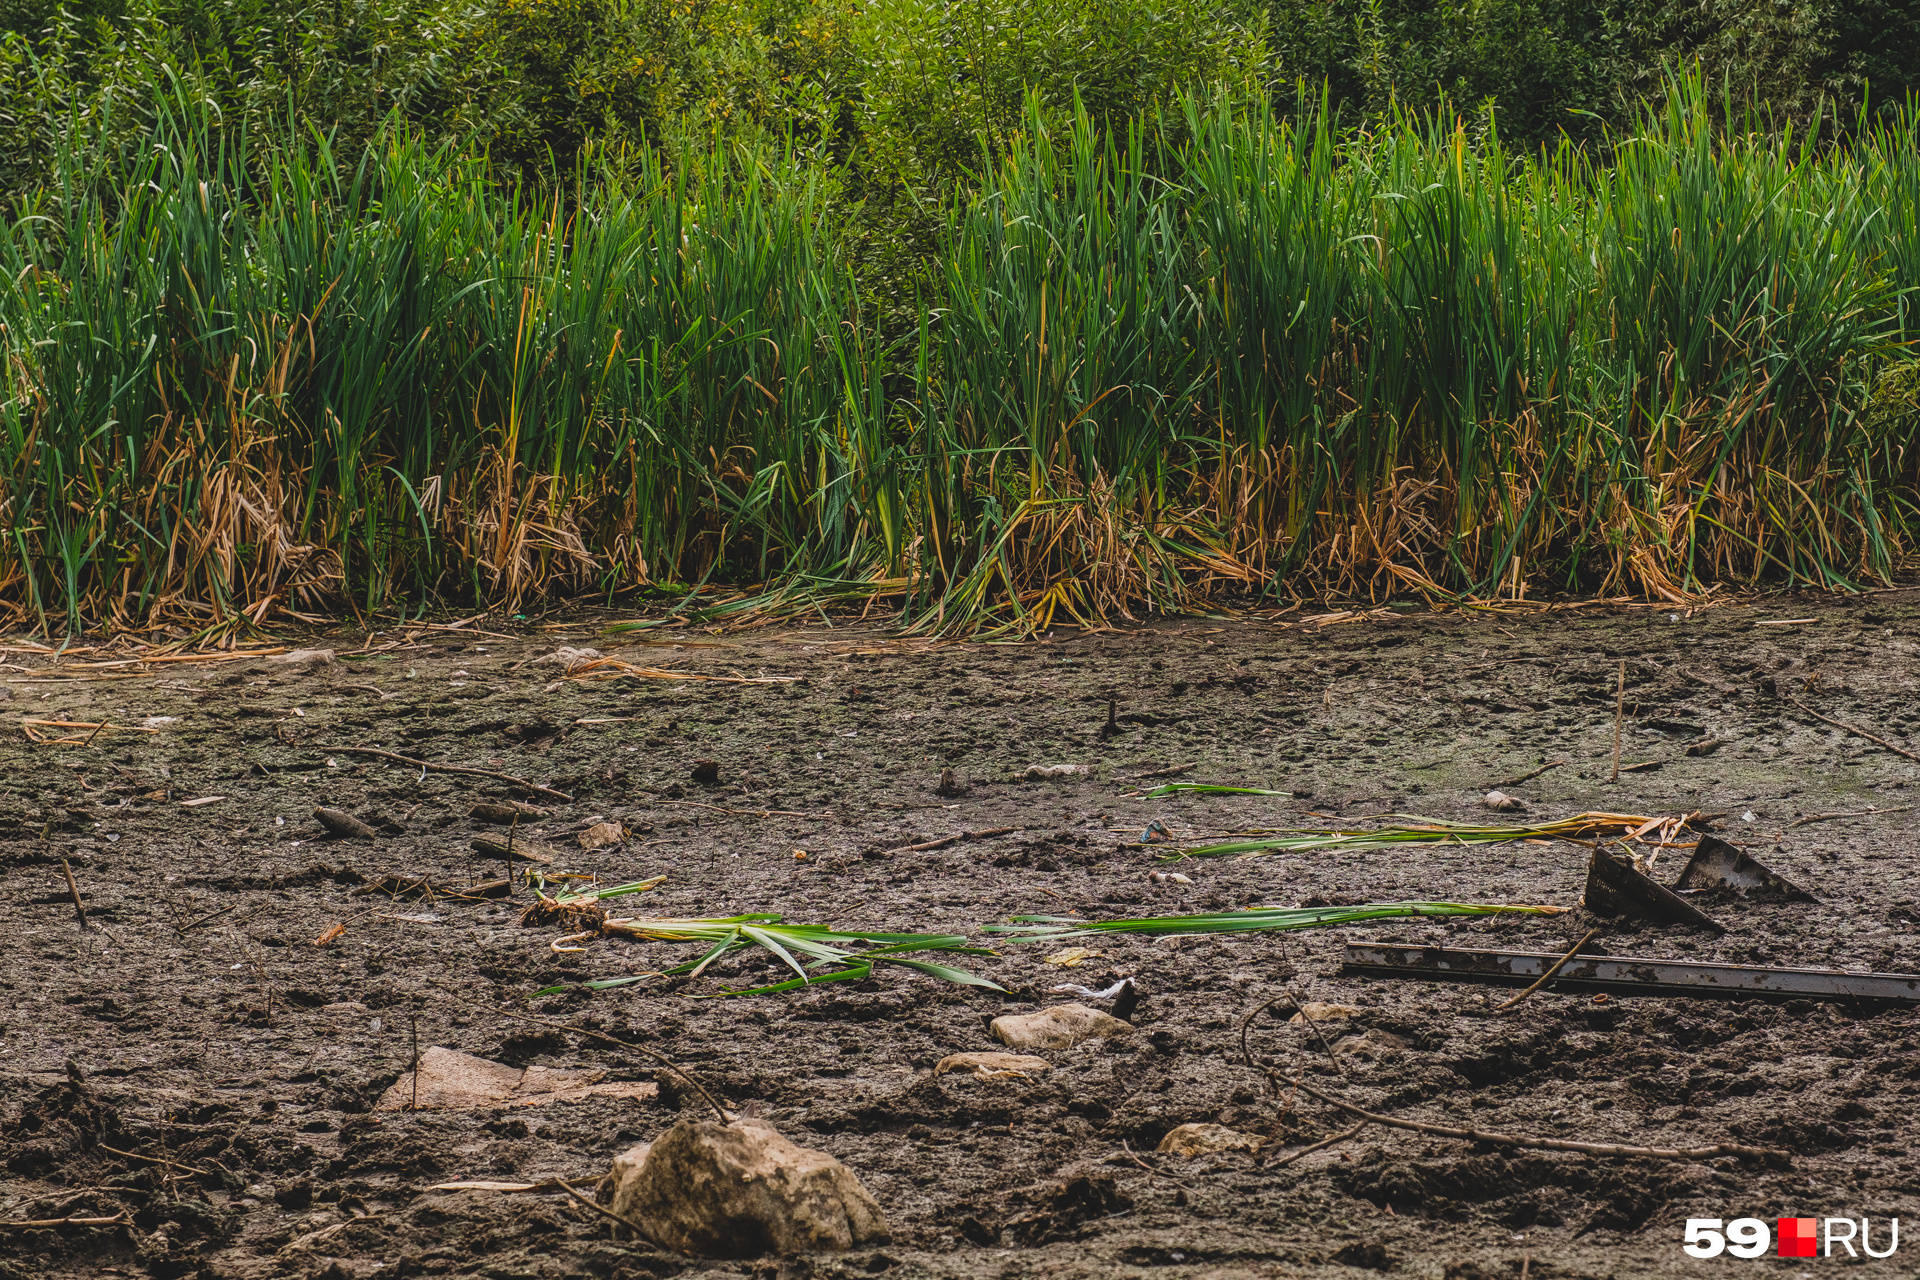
[3,76,1917,633]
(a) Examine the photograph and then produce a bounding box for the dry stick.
[1784,696,1920,765]
[554,1178,655,1242]
[1609,659,1626,783]
[1287,1075,1787,1164]
[316,746,574,803]
[1789,804,1917,829]
[97,1144,212,1178]
[1265,1121,1369,1169]
[1495,759,1565,789]
[1115,1139,1188,1183]
[1493,929,1601,1013]
[60,858,87,927]
[442,995,728,1124]
[0,1212,131,1230]
[655,799,823,819]
[889,826,1019,854]
[174,902,238,932]
[1239,993,1346,1080]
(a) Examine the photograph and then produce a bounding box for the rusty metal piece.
[1582,847,1724,931]
[1342,943,1920,1004]
[1675,835,1816,902]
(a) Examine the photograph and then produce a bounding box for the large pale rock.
[605,1119,889,1256]
[990,1003,1132,1051]
[1156,1123,1262,1158]
[374,1046,656,1110]
[935,1052,1051,1079]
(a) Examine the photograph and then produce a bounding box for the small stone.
[990,1003,1132,1051]
[1288,1002,1363,1024]
[1156,1123,1262,1158]
[268,648,336,667]
[538,646,603,673]
[691,759,721,786]
[935,1052,1052,1080]
[1483,790,1524,811]
[314,807,377,839]
[603,1119,889,1256]
[578,821,624,849]
[1023,763,1090,781]
[1333,1028,1407,1062]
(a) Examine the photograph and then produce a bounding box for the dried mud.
[6,598,1920,1280]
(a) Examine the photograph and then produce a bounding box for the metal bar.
[1342,943,1920,1004]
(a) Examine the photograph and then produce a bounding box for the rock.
[935,1052,1052,1080]
[1333,1029,1407,1062]
[578,821,624,849]
[314,807,377,839]
[374,1046,656,1110]
[1288,1002,1362,1024]
[1023,763,1090,781]
[537,646,603,673]
[691,758,722,786]
[268,648,335,667]
[1332,1240,1396,1271]
[470,800,547,824]
[1483,790,1524,811]
[603,1119,889,1256]
[1156,1123,1262,1158]
[990,1003,1132,1051]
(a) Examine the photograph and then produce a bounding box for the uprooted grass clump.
[533,914,1004,997]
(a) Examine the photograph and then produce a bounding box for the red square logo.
[1778,1217,1818,1258]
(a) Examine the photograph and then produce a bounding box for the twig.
[1286,1075,1787,1165]
[438,994,728,1124]
[655,799,822,819]
[1789,804,1916,829]
[1493,929,1600,1013]
[1239,994,1345,1079]
[1265,1121,1369,1169]
[0,1212,131,1230]
[554,1178,654,1241]
[1135,764,1196,780]
[175,902,238,932]
[315,746,573,802]
[1116,1139,1187,1183]
[888,826,1018,853]
[97,1144,211,1177]
[59,858,89,928]
[1784,696,1920,764]
[1495,759,1565,789]
[1610,659,1626,783]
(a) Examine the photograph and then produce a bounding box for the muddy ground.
[6,597,1920,1280]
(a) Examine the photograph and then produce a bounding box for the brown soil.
[5,597,1920,1280]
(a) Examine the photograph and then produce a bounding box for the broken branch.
[315,746,573,802]
[1493,928,1600,1013]
[1286,1075,1789,1165]
[1785,696,1920,764]
[888,826,1019,853]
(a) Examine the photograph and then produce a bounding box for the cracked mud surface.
[5,597,1920,1280]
